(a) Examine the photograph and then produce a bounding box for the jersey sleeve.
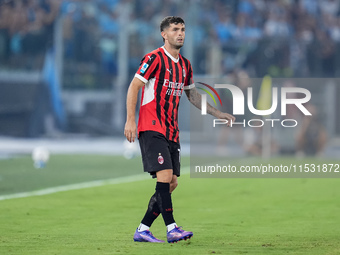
[135,53,159,83]
[183,60,195,90]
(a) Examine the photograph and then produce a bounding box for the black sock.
[141,193,161,227]
[155,182,175,226]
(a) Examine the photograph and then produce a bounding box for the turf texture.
[0,155,340,254]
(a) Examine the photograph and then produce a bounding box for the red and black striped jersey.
[135,46,194,143]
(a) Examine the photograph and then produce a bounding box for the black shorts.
[139,131,181,178]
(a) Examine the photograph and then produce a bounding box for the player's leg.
[134,189,164,242]
[170,174,178,193]
[139,193,160,229]
[134,170,174,243]
[155,169,176,232]
[138,169,173,231]
[133,131,171,242]
[165,141,193,243]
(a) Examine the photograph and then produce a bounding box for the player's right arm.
[124,77,145,143]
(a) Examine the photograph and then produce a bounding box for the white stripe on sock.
[167,223,177,232]
[138,223,150,232]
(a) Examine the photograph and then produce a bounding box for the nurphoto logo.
[199,77,312,128]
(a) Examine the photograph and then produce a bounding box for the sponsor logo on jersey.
[163,79,184,89]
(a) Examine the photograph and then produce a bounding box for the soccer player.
[124,16,235,243]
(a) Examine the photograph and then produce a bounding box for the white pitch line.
[0,174,149,201]
[0,167,190,201]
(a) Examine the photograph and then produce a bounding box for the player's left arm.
[185,87,235,124]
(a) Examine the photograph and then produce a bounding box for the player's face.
[163,23,185,49]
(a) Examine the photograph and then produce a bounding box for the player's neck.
[163,44,180,59]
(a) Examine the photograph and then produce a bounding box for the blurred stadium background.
[1,1,340,254]
[0,0,340,181]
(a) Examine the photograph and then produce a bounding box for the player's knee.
[156,169,173,183]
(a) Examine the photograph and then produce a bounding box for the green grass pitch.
[0,155,340,254]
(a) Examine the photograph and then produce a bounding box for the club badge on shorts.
[158,153,164,165]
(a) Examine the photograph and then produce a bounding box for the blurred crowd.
[194,0,340,77]
[0,0,61,69]
[1,0,340,79]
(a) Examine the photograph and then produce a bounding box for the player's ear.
[161,30,166,41]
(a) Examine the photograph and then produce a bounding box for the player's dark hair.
[160,16,185,42]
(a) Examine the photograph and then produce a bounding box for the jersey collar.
[161,46,179,63]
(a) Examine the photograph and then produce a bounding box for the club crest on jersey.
[183,68,186,77]
[158,153,164,165]
[140,62,149,74]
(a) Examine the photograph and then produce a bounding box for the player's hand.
[217,112,235,127]
[124,120,137,143]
